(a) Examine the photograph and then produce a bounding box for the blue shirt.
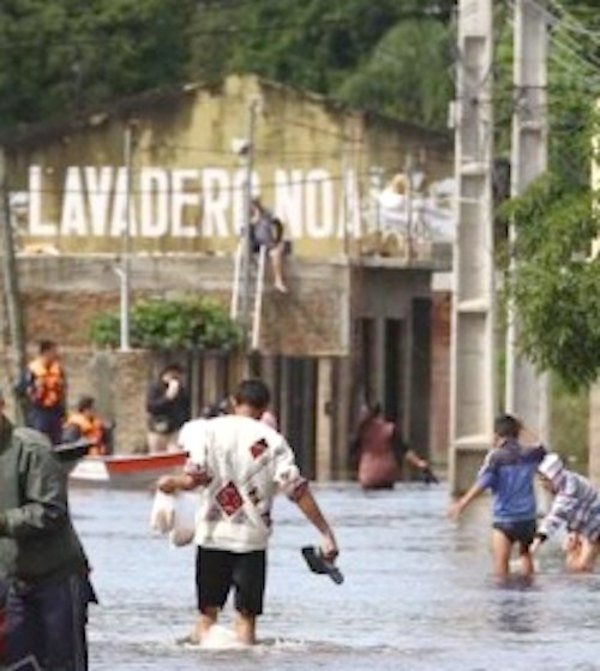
[477,440,546,523]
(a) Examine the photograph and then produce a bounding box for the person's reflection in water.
[488,578,543,636]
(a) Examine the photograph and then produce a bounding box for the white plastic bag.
[150,490,176,534]
[149,490,197,547]
[170,491,198,547]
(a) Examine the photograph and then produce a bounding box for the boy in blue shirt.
[449,415,546,579]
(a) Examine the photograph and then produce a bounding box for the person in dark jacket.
[0,389,96,670]
[146,363,190,453]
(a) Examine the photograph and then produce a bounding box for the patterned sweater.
[539,470,600,542]
[179,415,308,552]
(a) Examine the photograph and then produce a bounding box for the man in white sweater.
[158,379,338,645]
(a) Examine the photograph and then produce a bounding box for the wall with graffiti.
[6,75,454,259]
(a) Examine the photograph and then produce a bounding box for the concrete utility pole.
[0,147,27,421]
[449,0,496,494]
[241,99,259,349]
[506,0,550,443]
[118,121,135,352]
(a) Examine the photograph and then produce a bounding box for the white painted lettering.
[231,170,261,235]
[337,169,362,239]
[201,168,230,238]
[171,169,200,238]
[305,169,334,239]
[110,168,137,237]
[140,168,169,237]
[85,167,113,236]
[274,169,303,239]
[28,166,57,236]
[60,168,87,236]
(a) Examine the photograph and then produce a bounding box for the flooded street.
[71,483,600,671]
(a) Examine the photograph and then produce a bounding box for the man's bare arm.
[295,488,338,560]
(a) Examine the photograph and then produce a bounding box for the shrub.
[89,297,242,351]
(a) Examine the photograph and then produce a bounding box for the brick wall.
[12,255,350,356]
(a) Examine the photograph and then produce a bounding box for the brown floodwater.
[69,483,600,671]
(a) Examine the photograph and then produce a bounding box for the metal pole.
[449,0,496,494]
[120,123,134,352]
[506,0,550,442]
[0,147,27,421]
[241,100,258,349]
[405,154,414,262]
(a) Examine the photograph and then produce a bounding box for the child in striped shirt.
[531,453,600,572]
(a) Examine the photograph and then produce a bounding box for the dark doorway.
[384,319,405,426]
[410,298,432,458]
[358,318,376,405]
[282,357,317,478]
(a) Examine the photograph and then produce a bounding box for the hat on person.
[538,453,564,481]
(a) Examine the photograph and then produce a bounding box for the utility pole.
[241,99,259,350]
[404,153,414,262]
[117,121,135,352]
[0,147,27,421]
[449,0,496,494]
[506,0,550,442]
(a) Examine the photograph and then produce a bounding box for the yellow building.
[3,74,454,477]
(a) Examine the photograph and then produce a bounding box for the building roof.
[1,74,451,151]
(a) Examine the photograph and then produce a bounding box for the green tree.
[501,5,600,391]
[335,20,454,129]
[187,0,456,125]
[0,0,196,127]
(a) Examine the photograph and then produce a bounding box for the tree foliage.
[336,20,454,128]
[0,0,196,126]
[0,0,456,130]
[502,175,600,390]
[499,1,600,390]
[89,297,242,351]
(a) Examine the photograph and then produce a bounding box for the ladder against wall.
[230,240,267,351]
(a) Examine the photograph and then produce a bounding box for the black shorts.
[196,547,266,616]
[493,519,537,552]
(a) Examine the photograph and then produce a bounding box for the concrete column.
[315,357,334,481]
[450,0,496,494]
[589,384,600,484]
[506,0,550,441]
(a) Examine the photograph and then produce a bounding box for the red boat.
[69,451,187,488]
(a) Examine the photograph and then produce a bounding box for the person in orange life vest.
[63,396,110,456]
[350,402,436,490]
[25,339,67,445]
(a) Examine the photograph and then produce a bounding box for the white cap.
[538,453,564,481]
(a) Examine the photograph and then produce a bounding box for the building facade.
[2,74,454,478]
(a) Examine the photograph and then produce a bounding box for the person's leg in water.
[491,528,513,581]
[234,611,257,646]
[193,548,232,644]
[195,607,219,643]
[564,532,582,571]
[565,536,600,572]
[232,550,266,645]
[517,521,537,579]
[518,543,535,578]
[268,244,288,293]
